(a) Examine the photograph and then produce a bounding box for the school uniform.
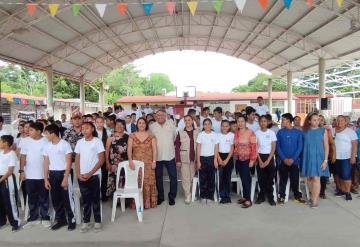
[75,137,105,223]
[96,128,109,202]
[43,139,75,225]
[218,132,234,202]
[20,137,50,222]
[196,131,219,200]
[0,150,19,228]
[255,129,277,201]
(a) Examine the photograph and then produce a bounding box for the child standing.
[196,119,219,204]
[20,122,50,229]
[217,120,234,204]
[75,122,105,233]
[43,124,76,231]
[0,135,20,231]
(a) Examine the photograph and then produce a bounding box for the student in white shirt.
[217,120,234,204]
[255,115,277,206]
[196,118,219,204]
[211,107,223,133]
[178,109,198,130]
[75,122,105,233]
[246,106,260,132]
[0,135,20,231]
[254,96,270,116]
[20,122,50,229]
[0,116,9,138]
[43,124,76,231]
[199,107,210,129]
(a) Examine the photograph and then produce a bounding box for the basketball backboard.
[176,86,196,98]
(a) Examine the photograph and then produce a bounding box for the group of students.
[0,102,358,233]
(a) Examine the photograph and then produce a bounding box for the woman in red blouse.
[234,115,257,208]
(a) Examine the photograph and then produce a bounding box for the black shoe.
[12,225,19,232]
[269,199,276,206]
[219,199,225,204]
[255,197,265,205]
[335,191,345,197]
[68,222,76,231]
[319,193,326,199]
[157,199,164,205]
[51,221,67,230]
[345,193,352,201]
[277,197,285,205]
[169,199,175,206]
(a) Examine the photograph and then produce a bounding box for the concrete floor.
[1,183,360,247]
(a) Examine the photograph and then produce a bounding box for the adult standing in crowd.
[178,109,198,130]
[334,115,358,201]
[293,116,302,131]
[95,117,109,202]
[212,107,223,133]
[233,115,257,208]
[114,105,126,120]
[301,112,329,208]
[63,113,84,162]
[125,115,136,134]
[61,114,72,129]
[149,110,177,206]
[276,113,305,205]
[129,103,142,120]
[0,116,9,138]
[175,115,199,204]
[254,96,269,116]
[246,107,260,132]
[200,107,210,129]
[128,118,157,209]
[105,114,116,136]
[105,120,128,198]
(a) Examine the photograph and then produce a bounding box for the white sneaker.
[185,195,191,204]
[94,223,102,233]
[22,220,40,229]
[80,223,90,233]
[41,220,51,228]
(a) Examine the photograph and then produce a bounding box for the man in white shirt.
[254,96,270,116]
[165,104,174,116]
[114,105,126,120]
[129,103,142,120]
[246,106,260,132]
[61,114,72,129]
[212,107,223,133]
[143,103,153,115]
[199,107,210,129]
[20,122,50,229]
[150,110,177,206]
[0,116,10,138]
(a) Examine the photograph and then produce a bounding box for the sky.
[132,50,269,93]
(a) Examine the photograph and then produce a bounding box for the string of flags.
[19,0,349,18]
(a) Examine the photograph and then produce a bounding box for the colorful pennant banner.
[258,0,269,11]
[117,3,128,16]
[48,3,59,17]
[336,0,344,7]
[27,3,37,16]
[213,0,223,15]
[234,0,247,13]
[95,4,107,18]
[165,2,176,16]
[71,4,81,16]
[187,1,198,16]
[143,2,153,16]
[284,0,293,9]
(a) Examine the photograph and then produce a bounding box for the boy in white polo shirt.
[0,135,20,231]
[20,122,50,229]
[43,124,76,231]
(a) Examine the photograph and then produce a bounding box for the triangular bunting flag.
[143,2,153,16]
[48,4,59,17]
[165,2,176,16]
[71,4,81,16]
[187,1,198,16]
[258,0,269,11]
[307,0,314,8]
[234,0,247,13]
[213,0,223,14]
[27,3,37,16]
[283,0,292,9]
[117,3,128,16]
[95,4,107,18]
[336,0,344,7]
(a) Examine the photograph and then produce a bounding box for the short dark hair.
[29,122,44,133]
[106,114,116,122]
[115,119,126,127]
[0,135,13,146]
[282,113,294,123]
[265,114,273,121]
[257,96,264,100]
[0,116,3,123]
[114,105,123,111]
[202,107,210,112]
[245,106,256,116]
[44,124,60,136]
[213,107,223,114]
[131,103,137,108]
[131,113,136,117]
[187,109,196,115]
[221,119,230,125]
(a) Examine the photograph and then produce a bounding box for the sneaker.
[184,195,191,204]
[294,197,306,204]
[169,198,175,206]
[345,193,352,201]
[268,199,276,206]
[80,223,90,233]
[319,194,326,199]
[12,225,19,232]
[94,223,102,233]
[335,191,345,197]
[277,197,285,206]
[157,199,164,205]
[22,220,40,229]
[310,202,318,209]
[41,220,51,228]
[51,221,67,231]
[68,222,76,231]
[255,197,265,205]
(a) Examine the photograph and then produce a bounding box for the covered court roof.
[0,0,360,83]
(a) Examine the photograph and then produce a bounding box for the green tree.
[141,73,175,96]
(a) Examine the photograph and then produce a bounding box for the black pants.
[78,175,101,223]
[49,170,75,224]
[236,160,251,201]
[320,176,328,195]
[199,156,216,200]
[218,153,233,200]
[101,165,108,201]
[156,159,177,201]
[26,179,50,221]
[279,162,302,199]
[0,175,19,227]
[256,154,276,200]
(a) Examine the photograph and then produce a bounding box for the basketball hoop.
[176,86,196,98]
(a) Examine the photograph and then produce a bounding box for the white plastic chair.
[111,160,144,222]
[191,174,199,202]
[285,176,310,202]
[231,169,241,195]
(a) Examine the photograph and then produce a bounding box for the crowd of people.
[0,96,359,234]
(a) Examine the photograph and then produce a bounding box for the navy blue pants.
[26,179,50,221]
[156,159,177,201]
[256,154,276,200]
[218,153,233,201]
[279,162,302,199]
[236,160,251,201]
[0,175,19,227]
[78,175,101,223]
[199,156,216,200]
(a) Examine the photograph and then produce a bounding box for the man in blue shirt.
[276,113,306,205]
